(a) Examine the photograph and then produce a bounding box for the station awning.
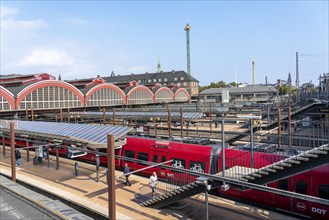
[0,120,132,149]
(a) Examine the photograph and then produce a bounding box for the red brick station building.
[0,71,196,112]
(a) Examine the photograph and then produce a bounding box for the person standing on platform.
[149,172,157,197]
[124,163,131,186]
[15,150,22,167]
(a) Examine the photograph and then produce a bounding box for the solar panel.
[0,120,131,146]
[71,111,202,119]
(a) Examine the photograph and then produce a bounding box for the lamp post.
[237,115,262,168]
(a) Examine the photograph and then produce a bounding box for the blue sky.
[1,1,328,86]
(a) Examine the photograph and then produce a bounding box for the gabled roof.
[3,82,34,97]
[103,70,199,83]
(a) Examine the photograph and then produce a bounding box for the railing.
[138,154,212,198]
[138,169,200,199]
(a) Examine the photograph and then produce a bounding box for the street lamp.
[237,115,262,168]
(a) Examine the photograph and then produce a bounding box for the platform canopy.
[71,111,202,120]
[0,120,131,149]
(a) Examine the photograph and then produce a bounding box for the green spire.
[157,56,162,73]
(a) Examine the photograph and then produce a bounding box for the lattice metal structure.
[185,23,191,75]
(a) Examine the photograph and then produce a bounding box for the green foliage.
[279,85,296,95]
[199,81,242,93]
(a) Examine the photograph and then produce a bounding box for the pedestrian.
[124,163,131,186]
[15,150,22,167]
[149,172,157,197]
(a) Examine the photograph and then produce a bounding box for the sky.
[1,1,328,86]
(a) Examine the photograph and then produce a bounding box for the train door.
[273,178,292,212]
[156,152,170,179]
[150,141,171,179]
[291,174,312,217]
[115,147,122,169]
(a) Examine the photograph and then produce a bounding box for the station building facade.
[198,85,278,103]
[0,73,190,112]
[101,70,199,96]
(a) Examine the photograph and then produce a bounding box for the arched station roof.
[154,87,175,102]
[84,83,127,104]
[125,85,155,104]
[16,80,85,107]
[0,86,16,110]
[173,88,190,102]
[126,85,154,99]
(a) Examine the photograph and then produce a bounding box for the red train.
[4,136,329,219]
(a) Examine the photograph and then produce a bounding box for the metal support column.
[288,102,292,148]
[31,108,34,121]
[56,147,59,170]
[47,147,50,168]
[180,106,183,138]
[250,119,254,168]
[221,119,225,176]
[209,103,212,135]
[167,104,172,139]
[67,108,70,123]
[2,135,5,157]
[103,108,106,125]
[107,134,116,220]
[278,107,281,150]
[112,108,116,126]
[205,187,209,220]
[267,106,270,127]
[26,141,30,162]
[10,122,16,182]
[96,154,100,182]
[60,108,63,122]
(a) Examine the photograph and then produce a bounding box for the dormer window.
[148,79,152,82]
[180,77,184,80]
[164,78,168,82]
[159,78,162,82]
[174,77,178,81]
[153,79,157,82]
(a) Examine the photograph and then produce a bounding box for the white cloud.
[1,6,48,31]
[0,6,18,18]
[3,48,98,80]
[16,49,75,67]
[2,18,48,30]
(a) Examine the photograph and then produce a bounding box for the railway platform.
[0,146,299,220]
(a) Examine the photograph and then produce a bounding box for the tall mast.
[185,22,191,75]
[296,52,299,88]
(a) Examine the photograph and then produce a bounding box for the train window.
[278,178,288,191]
[318,184,329,200]
[189,161,206,173]
[152,155,158,163]
[124,150,135,159]
[98,148,107,154]
[137,153,149,165]
[160,156,166,169]
[296,180,307,195]
[171,158,186,169]
[115,149,119,155]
